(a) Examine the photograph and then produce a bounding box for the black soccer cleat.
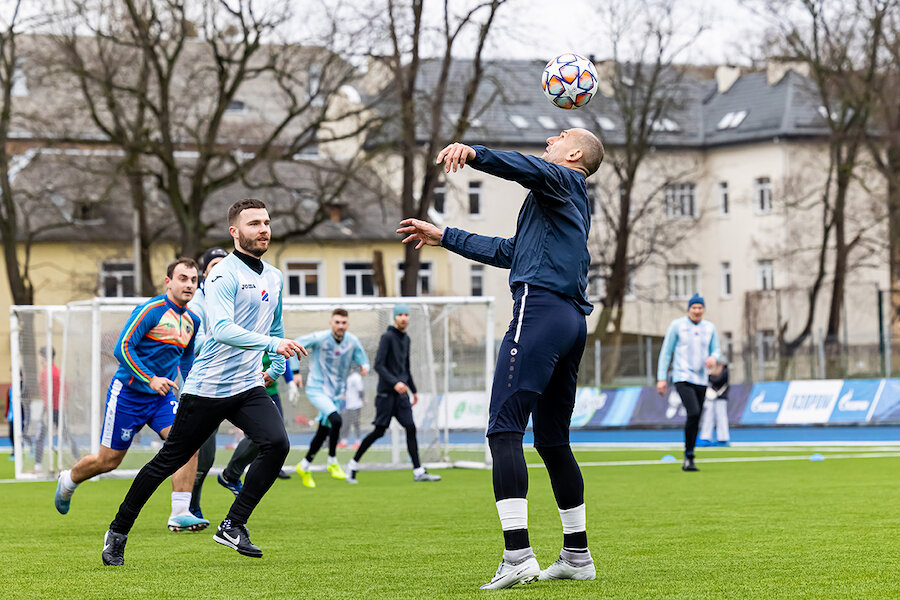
[213,520,263,558]
[101,530,128,566]
[682,456,699,472]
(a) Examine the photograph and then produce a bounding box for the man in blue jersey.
[656,294,721,472]
[54,258,208,533]
[294,308,369,488]
[397,128,604,589]
[100,199,307,566]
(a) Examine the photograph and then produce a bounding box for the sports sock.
[560,548,593,566]
[503,547,535,564]
[347,459,359,479]
[496,497,529,550]
[327,456,338,465]
[559,504,588,550]
[60,469,78,498]
[413,466,425,477]
[327,412,342,457]
[299,458,311,472]
[170,491,191,517]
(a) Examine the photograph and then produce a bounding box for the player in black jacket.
[346,303,440,483]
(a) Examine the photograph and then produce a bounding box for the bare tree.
[357,0,507,296]
[586,0,706,379]
[45,0,381,267]
[753,0,893,376]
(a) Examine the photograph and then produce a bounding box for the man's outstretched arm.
[397,219,515,268]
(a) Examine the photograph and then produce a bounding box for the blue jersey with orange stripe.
[112,293,200,395]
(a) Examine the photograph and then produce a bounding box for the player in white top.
[656,294,721,472]
[101,199,307,566]
[341,368,365,448]
[294,308,370,488]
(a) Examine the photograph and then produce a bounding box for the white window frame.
[432,182,446,215]
[285,260,323,297]
[667,264,699,301]
[757,259,775,291]
[11,59,27,97]
[509,115,528,129]
[759,329,777,362]
[721,262,732,298]
[394,261,433,296]
[718,181,729,216]
[468,181,482,217]
[470,264,484,297]
[665,183,697,219]
[587,264,636,302]
[341,261,376,297]
[755,177,773,214]
[99,261,136,298]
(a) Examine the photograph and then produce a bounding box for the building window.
[588,264,635,301]
[471,264,484,296]
[755,177,772,214]
[718,181,729,216]
[432,182,446,214]
[308,64,323,106]
[343,262,375,297]
[11,59,27,97]
[225,99,247,114]
[721,262,732,297]
[759,329,777,362]
[468,181,482,216]
[285,261,321,297]
[395,262,432,296]
[722,331,733,362]
[665,183,697,219]
[667,264,699,300]
[757,259,775,291]
[100,261,135,297]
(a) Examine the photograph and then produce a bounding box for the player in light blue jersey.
[294,308,370,488]
[656,294,721,472]
[101,199,307,566]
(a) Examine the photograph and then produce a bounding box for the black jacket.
[374,326,417,395]
[708,364,729,400]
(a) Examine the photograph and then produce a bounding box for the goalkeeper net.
[9,296,495,480]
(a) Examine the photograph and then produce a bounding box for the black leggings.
[110,387,289,533]
[675,382,706,457]
[353,423,421,469]
[306,411,343,461]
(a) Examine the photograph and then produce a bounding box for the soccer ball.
[541,53,598,110]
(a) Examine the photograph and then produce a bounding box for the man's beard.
[239,231,268,257]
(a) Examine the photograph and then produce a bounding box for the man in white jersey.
[101,199,307,566]
[341,367,365,448]
[294,308,370,488]
[656,294,721,472]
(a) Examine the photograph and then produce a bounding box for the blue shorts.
[100,379,179,450]
[306,386,340,426]
[487,284,587,446]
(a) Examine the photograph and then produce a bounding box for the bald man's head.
[571,128,604,176]
[541,128,605,177]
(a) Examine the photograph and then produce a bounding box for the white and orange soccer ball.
[541,53,599,110]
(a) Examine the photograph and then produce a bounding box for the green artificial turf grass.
[1,449,898,599]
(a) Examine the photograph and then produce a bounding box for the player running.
[398,128,605,588]
[100,199,306,565]
[54,258,208,533]
[294,308,370,488]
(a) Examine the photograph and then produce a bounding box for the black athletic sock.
[405,425,421,469]
[327,412,342,457]
[564,532,588,549]
[503,529,530,551]
[536,444,584,509]
[489,432,529,501]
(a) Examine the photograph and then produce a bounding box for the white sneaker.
[480,556,540,589]
[538,556,596,581]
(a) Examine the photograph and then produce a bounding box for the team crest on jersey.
[261,289,269,302]
[120,428,133,442]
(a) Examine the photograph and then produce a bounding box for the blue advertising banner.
[570,387,615,428]
[726,383,752,423]
[740,382,789,425]
[829,379,883,424]
[629,385,687,427]
[601,386,641,427]
[870,379,900,423]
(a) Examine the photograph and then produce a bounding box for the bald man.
[397,128,604,589]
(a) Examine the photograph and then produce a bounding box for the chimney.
[767,56,810,85]
[715,65,741,93]
[329,204,344,222]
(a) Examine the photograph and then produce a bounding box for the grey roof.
[370,59,831,150]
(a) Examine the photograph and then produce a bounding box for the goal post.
[9,296,495,480]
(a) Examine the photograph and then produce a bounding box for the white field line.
[528,452,900,469]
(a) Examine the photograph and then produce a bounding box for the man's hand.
[435,142,476,173]
[394,381,409,395]
[360,366,369,377]
[262,372,275,387]
[287,380,301,405]
[149,376,178,396]
[275,339,308,359]
[705,356,717,370]
[411,393,419,407]
[657,381,667,397]
[397,219,444,250]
